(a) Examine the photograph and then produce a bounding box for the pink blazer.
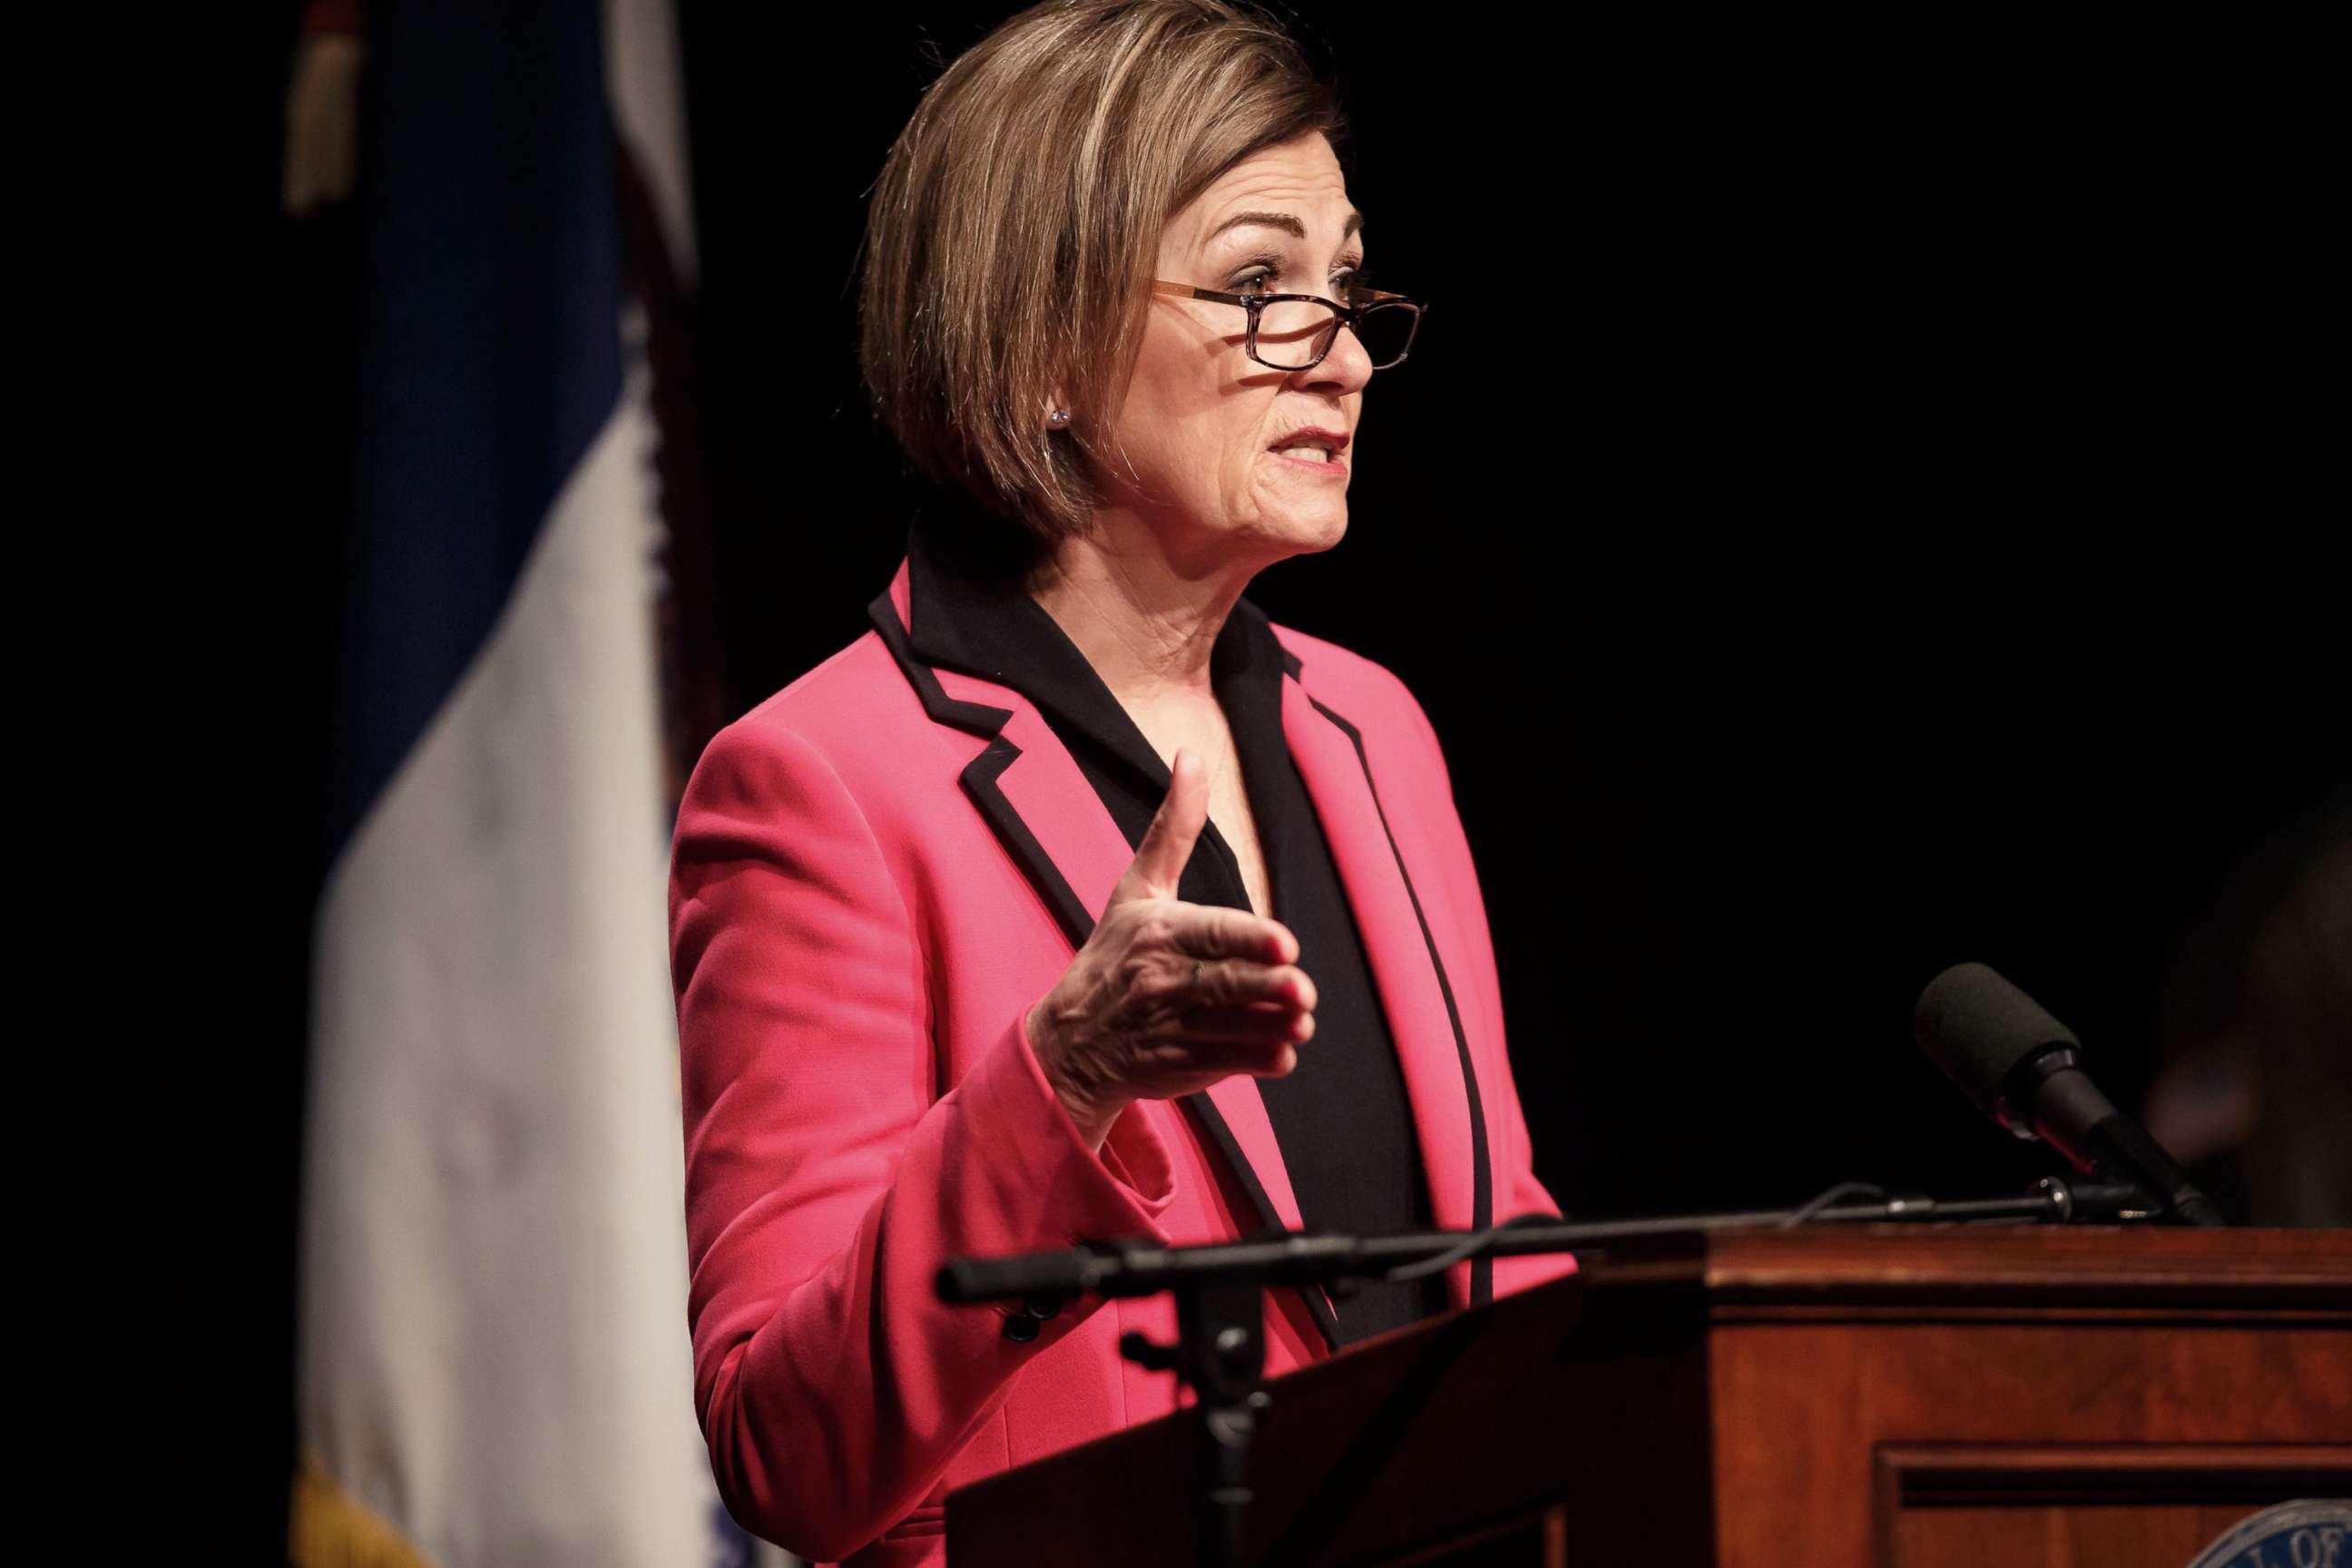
[668,562,1572,1565]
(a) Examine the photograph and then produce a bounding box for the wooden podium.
[946,1227,2352,1566]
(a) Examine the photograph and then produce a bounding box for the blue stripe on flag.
[331,0,624,851]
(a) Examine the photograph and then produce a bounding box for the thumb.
[1111,748,1209,904]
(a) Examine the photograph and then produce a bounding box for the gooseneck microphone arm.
[936,1174,2154,1306]
[1915,963,2222,1226]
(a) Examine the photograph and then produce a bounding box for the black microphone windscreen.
[1913,962,2081,1124]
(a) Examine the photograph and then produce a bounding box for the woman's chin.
[1250,499,1349,558]
[1179,497,1348,568]
[1285,506,1349,556]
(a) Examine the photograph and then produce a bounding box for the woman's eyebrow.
[1206,209,1366,243]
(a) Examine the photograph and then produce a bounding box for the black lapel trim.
[870,593,1093,948]
[1302,687,1495,1308]
[868,591,1343,1351]
[1177,1101,1343,1348]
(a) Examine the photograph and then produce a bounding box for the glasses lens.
[1254,297,1341,370]
[1355,301,1420,369]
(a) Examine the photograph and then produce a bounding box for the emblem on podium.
[2189,1499,2352,1568]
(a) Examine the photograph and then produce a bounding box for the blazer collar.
[903,523,1287,797]
[869,538,1493,1322]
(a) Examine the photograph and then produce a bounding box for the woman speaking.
[667,2,1571,1561]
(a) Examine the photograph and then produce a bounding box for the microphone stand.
[935,1174,2160,1568]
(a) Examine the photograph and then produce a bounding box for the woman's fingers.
[1182,1030,1304,1078]
[1043,850,1315,1113]
[1182,958,1316,1013]
[1162,903,1298,965]
[1171,1003,1316,1045]
[1128,1025,1298,1079]
[1109,750,1210,904]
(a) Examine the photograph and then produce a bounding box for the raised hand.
[1024,750,1316,1150]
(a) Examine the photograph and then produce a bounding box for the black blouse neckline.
[905,524,1292,890]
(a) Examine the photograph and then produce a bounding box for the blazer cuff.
[957,1010,1179,1242]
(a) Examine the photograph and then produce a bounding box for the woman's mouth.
[1269,442,1347,474]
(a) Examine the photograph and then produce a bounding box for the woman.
[668,3,1572,1561]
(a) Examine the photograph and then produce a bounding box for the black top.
[905,529,1442,1344]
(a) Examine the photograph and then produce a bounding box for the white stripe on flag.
[300,345,710,1567]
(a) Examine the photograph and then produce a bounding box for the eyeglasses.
[1149,279,1426,372]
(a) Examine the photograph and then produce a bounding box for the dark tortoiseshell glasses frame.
[1149,279,1426,372]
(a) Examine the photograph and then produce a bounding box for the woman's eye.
[1231,261,1368,297]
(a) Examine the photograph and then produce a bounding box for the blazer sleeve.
[669,717,1176,1561]
[1390,676,1576,1298]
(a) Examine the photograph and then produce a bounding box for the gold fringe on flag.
[289,1452,435,1568]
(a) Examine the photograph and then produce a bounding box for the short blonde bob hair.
[859,0,1344,561]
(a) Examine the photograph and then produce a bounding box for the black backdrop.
[130,4,2343,1560]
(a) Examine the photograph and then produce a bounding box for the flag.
[292,2,755,1562]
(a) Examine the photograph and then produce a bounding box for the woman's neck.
[1029,517,1263,710]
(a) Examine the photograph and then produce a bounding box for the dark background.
[115,3,2343,1558]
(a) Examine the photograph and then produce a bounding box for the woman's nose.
[1301,318,1376,395]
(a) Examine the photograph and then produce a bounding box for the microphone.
[1914,962,2221,1226]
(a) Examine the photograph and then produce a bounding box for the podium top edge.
[1674,1223,2352,1304]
